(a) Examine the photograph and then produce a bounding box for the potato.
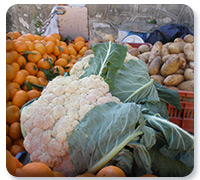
[151,75,164,85]
[163,42,172,49]
[184,34,194,43]
[177,80,194,91]
[137,52,151,63]
[88,38,100,49]
[102,34,115,42]
[175,69,184,74]
[174,38,184,42]
[164,86,179,91]
[161,46,170,57]
[138,44,150,53]
[160,55,181,77]
[178,53,186,69]
[184,68,194,80]
[189,61,194,69]
[123,43,134,50]
[162,54,177,63]
[163,74,184,86]
[148,41,162,63]
[128,48,140,56]
[183,43,194,61]
[168,42,185,54]
[148,56,162,75]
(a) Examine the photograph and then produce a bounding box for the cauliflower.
[21,75,121,176]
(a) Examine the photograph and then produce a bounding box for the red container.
[166,90,194,134]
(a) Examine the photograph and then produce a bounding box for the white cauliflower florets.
[21,75,121,176]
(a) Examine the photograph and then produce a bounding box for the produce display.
[6,31,194,177]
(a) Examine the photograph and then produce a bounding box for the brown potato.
[168,42,185,54]
[163,74,184,86]
[162,54,177,63]
[138,44,150,53]
[178,53,186,69]
[175,69,184,74]
[148,41,162,63]
[189,61,194,69]
[123,43,134,50]
[174,38,184,42]
[184,68,194,80]
[184,34,194,43]
[183,43,194,61]
[137,52,151,63]
[102,34,115,42]
[160,55,181,77]
[177,80,194,91]
[161,46,170,57]
[148,56,162,75]
[151,75,164,85]
[128,48,140,56]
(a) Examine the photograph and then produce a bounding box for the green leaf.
[68,102,145,175]
[80,42,127,89]
[143,113,194,169]
[153,81,181,110]
[29,82,45,90]
[58,46,64,52]
[110,59,159,104]
[24,50,37,55]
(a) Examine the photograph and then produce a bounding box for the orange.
[9,122,21,141]
[16,162,54,177]
[38,77,48,86]
[6,64,16,81]
[34,34,43,40]
[79,46,88,56]
[74,36,85,43]
[96,165,126,177]
[24,33,36,41]
[34,43,46,55]
[17,36,30,42]
[43,53,55,63]
[6,101,13,107]
[76,172,95,177]
[140,174,158,177]
[20,69,29,77]
[74,41,85,52]
[60,45,69,54]
[15,40,28,53]
[7,31,21,39]
[6,150,16,176]
[37,58,51,70]
[6,52,15,64]
[37,70,47,79]
[53,65,65,76]
[6,82,20,100]
[6,136,13,150]
[44,35,56,44]
[6,89,10,102]
[27,50,42,63]
[53,46,61,56]
[12,70,26,85]
[12,90,28,108]
[6,39,15,51]
[46,41,55,54]
[60,41,67,46]
[14,138,24,147]
[55,39,62,46]
[25,62,38,75]
[11,62,20,72]
[54,58,68,67]
[26,75,40,85]
[25,41,35,51]
[53,171,65,177]
[27,89,41,101]
[58,54,71,61]
[64,63,73,72]
[16,55,26,68]
[51,33,61,40]
[6,123,10,135]
[10,50,19,60]
[12,156,23,168]
[68,46,77,56]
[76,54,82,60]
[9,144,24,156]
[69,59,77,64]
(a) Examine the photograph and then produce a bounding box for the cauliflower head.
[20,75,121,176]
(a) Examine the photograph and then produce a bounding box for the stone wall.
[6,4,194,40]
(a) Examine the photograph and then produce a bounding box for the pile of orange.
[6,31,88,156]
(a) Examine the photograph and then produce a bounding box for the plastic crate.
[166,90,194,134]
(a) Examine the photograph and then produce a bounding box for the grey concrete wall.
[6,4,194,40]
